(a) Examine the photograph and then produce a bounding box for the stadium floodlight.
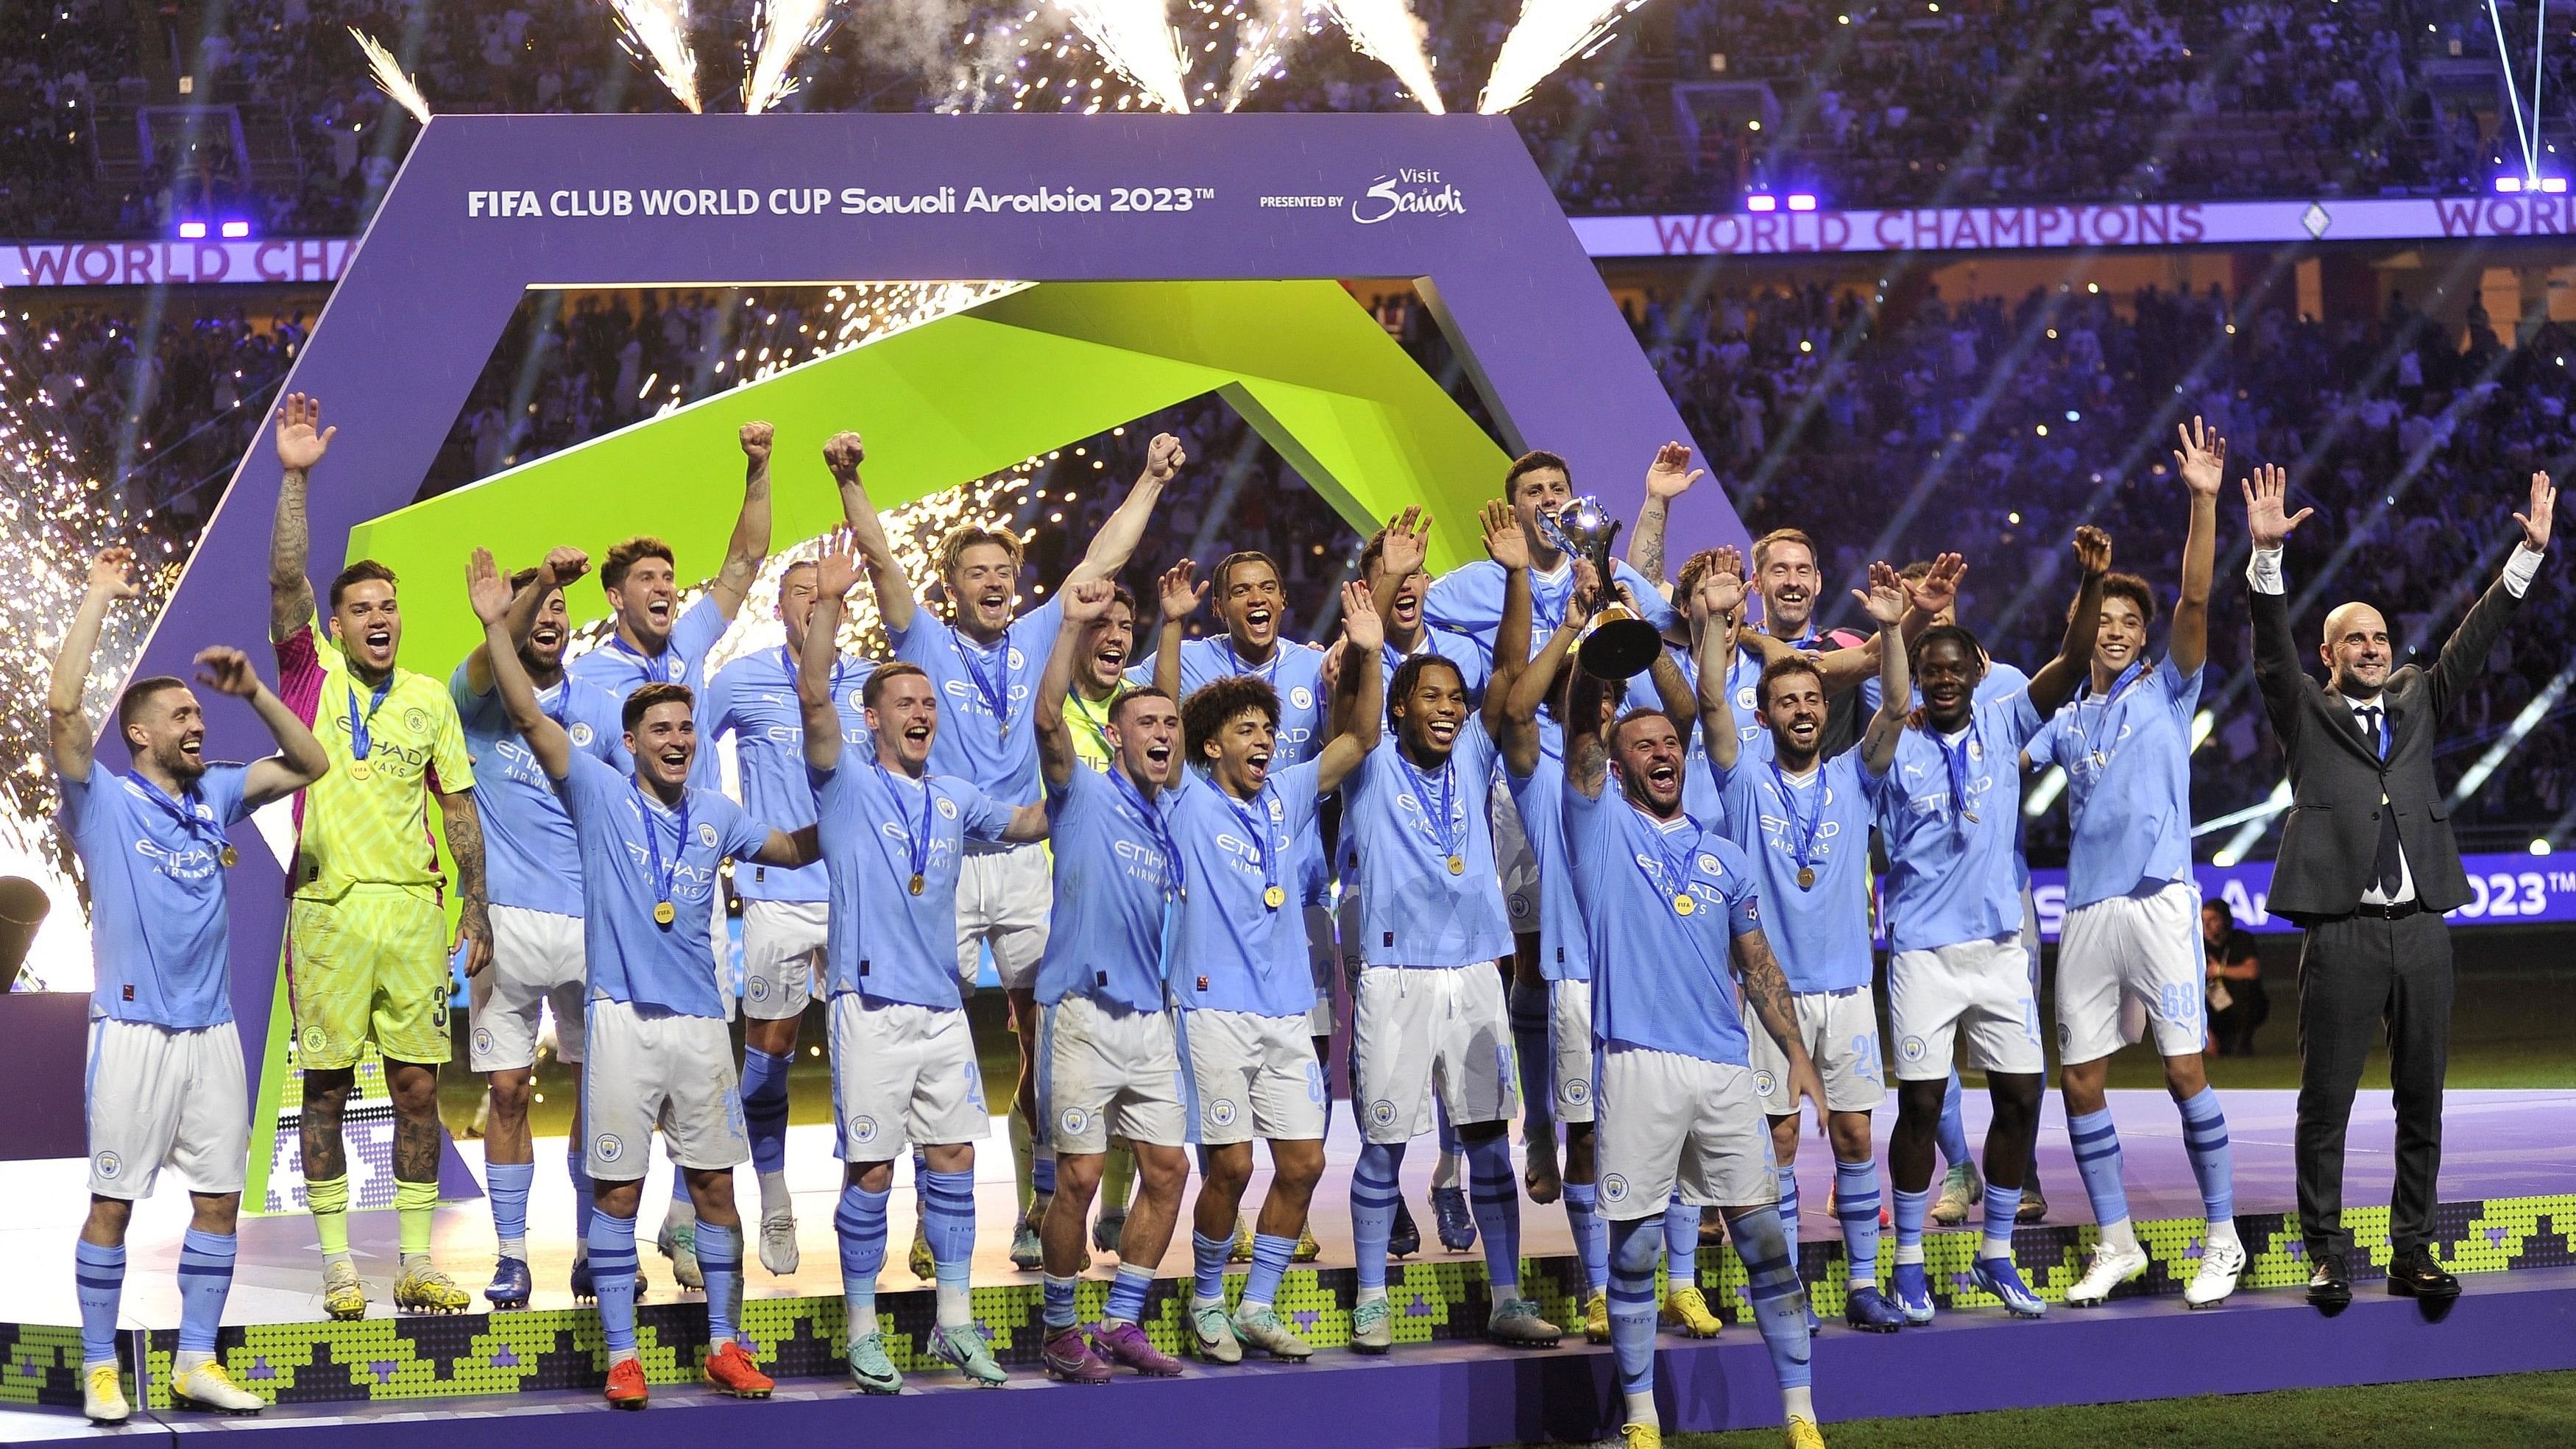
[2546,177,2569,194]
[177,220,208,238]
[1786,193,1817,211]
[220,220,251,238]
[2497,175,2524,193]
[2533,839,2554,857]
[1744,192,1777,213]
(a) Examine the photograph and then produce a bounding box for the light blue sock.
[697,1221,742,1345]
[588,1210,640,1356]
[1105,1264,1152,1325]
[1937,1070,1972,1169]
[740,1047,791,1177]
[1774,1162,1802,1256]
[1192,1230,1230,1303]
[671,1170,690,1205]
[922,1169,977,1328]
[2067,1108,2130,1231]
[1892,1186,1930,1258]
[1243,1231,1296,1310]
[74,1239,124,1364]
[1043,1272,1080,1330]
[1833,1158,1882,1286]
[176,1228,236,1354]
[2179,1087,2235,1226]
[834,1182,888,1339]
[1662,1193,1699,1287]
[1565,1180,1607,1294]
[1352,1141,1406,1292]
[1981,1183,2023,1260]
[486,1160,534,1256]
[1607,1216,1660,1406]
[1463,1133,1523,1299]
[1434,1102,1460,1176]
[1510,981,1553,1143]
[568,1146,595,1253]
[1726,1208,1813,1392]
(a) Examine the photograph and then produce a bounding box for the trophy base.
[1576,613,1664,681]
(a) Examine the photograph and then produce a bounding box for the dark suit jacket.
[2249,569,2525,921]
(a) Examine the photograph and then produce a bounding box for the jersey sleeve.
[556,748,620,818]
[714,795,771,862]
[886,595,940,655]
[1019,594,1067,651]
[1720,842,1764,937]
[447,659,483,718]
[673,595,729,675]
[1999,689,2046,751]
[1561,768,1613,864]
[1423,562,1498,637]
[1611,560,1681,634]
[54,762,96,835]
[1275,758,1326,837]
[203,763,255,827]
[272,614,329,729]
[960,786,1017,843]
[2162,654,2204,718]
[2025,710,2066,768]
[423,692,476,793]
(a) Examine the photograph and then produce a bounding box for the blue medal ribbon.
[951,626,1012,734]
[1396,748,1465,866]
[1219,782,1279,906]
[874,760,933,890]
[631,779,691,924]
[1630,807,1705,906]
[132,774,229,862]
[1769,759,1826,883]
[609,631,678,685]
[1937,726,1978,834]
[1108,764,1183,899]
[346,673,394,762]
[1221,634,1283,685]
[2072,659,2147,770]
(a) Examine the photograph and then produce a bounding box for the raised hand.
[2240,463,2310,550]
[1341,579,1384,651]
[87,546,141,600]
[1907,552,1966,617]
[2174,415,2226,497]
[1479,499,1527,570]
[1063,576,1116,624]
[1567,557,1602,631]
[192,646,261,698]
[2516,470,2558,552]
[542,545,591,587]
[274,392,334,473]
[822,431,866,480]
[1382,506,1433,578]
[739,420,775,465]
[1646,440,1705,500]
[1158,558,1206,620]
[1692,545,1747,621]
[815,548,863,599]
[465,547,512,626]
[1855,559,1908,626]
[2073,524,2113,577]
[1144,433,1186,483]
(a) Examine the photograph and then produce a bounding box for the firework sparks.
[350,29,434,126]
[1055,0,1195,113]
[1219,0,1314,110]
[1476,0,1651,114]
[1319,0,1445,113]
[608,0,705,113]
[744,0,844,114]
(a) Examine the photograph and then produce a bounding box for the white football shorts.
[1745,984,1886,1115]
[1886,933,2045,1080]
[85,1018,248,1199]
[1179,1008,1328,1145]
[1593,1044,1773,1219]
[955,843,1052,992]
[1351,963,1518,1143]
[581,997,749,1180]
[470,903,587,1071]
[2056,879,2206,1064]
[1038,994,1187,1154]
[829,995,988,1160]
[740,898,827,1021]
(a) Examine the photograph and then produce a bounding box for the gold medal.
[2091,750,2108,768]
[348,758,374,781]
[219,846,239,868]
[1797,866,1816,890]
[652,900,676,927]
[1673,893,1696,916]
[1447,854,1465,876]
[909,873,926,896]
[1264,885,1287,910]
[1963,810,1979,823]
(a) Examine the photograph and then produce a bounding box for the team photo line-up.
[60,392,2558,1448]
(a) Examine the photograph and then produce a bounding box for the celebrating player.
[567,419,776,1286]
[57,548,329,1423]
[450,547,637,1308]
[1025,579,1192,1382]
[705,557,873,1275]
[1563,640,1829,1449]
[831,426,1174,1273]
[2037,421,2240,1308]
[1058,580,1146,1251]
[1170,578,1385,1364]
[1878,527,2110,1323]
[469,549,815,1410]
[1346,508,1554,1353]
[1696,549,1915,1334]
[264,394,488,1318]
[798,549,1050,1392]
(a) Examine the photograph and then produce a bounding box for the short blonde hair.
[936,523,1025,580]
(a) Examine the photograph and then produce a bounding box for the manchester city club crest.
[1563,1076,1591,1106]
[1369,1099,1398,1128]
[849,1116,881,1145]
[405,707,428,734]
[936,797,959,820]
[595,1133,625,1164]
[94,1150,121,1180]
[1061,1106,1090,1137]
[1601,1172,1630,1204]
[1754,1069,1777,1097]
[1208,1099,1239,1128]
[1900,1035,1928,1063]
[748,977,770,1002]
[1291,685,1314,710]
[570,722,594,747]
[473,1026,494,1055]
[301,1024,329,1056]
[698,822,719,847]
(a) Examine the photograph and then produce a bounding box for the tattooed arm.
[1733,926,1826,1120]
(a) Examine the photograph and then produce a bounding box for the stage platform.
[8,1090,2576,1439]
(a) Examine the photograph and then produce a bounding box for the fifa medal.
[909,874,927,896]
[2092,749,2108,768]
[1797,866,1816,890]
[1672,893,1696,917]
[219,846,239,868]
[1264,885,1287,910]
[1962,810,1979,823]
[1446,854,1465,876]
[348,759,374,781]
[652,900,677,927]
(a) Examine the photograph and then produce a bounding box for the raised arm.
[753,824,822,868]
[439,788,491,978]
[1627,441,1703,591]
[1000,802,1051,843]
[1369,507,1433,633]
[1501,585,1589,779]
[1038,578,1115,788]
[1481,500,1533,739]
[2428,470,2554,720]
[268,392,333,640]
[1317,578,1385,794]
[48,549,135,781]
[800,551,862,774]
[1856,561,1912,776]
[1689,547,1749,771]
[193,646,330,807]
[464,546,590,696]
[2025,525,2112,716]
[1898,553,1967,647]
[824,430,916,635]
[468,548,572,779]
[2242,462,2315,744]
[708,421,776,620]
[2170,417,2225,676]
[1067,433,1183,586]
[1564,670,1612,801]
[1733,613,1878,692]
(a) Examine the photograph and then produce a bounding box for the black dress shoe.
[2307,1253,2352,1311]
[2387,1246,2462,1300]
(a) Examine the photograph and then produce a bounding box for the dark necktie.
[2357,705,2402,896]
